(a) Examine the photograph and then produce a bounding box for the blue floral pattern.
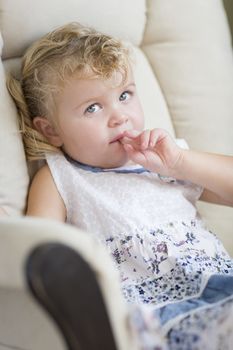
[168,296,233,350]
[103,220,233,349]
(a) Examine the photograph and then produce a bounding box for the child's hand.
[120,129,183,177]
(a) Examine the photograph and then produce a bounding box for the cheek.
[134,103,144,129]
[73,125,103,148]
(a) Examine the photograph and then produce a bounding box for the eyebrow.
[73,82,136,111]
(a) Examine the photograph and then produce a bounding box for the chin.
[103,154,129,169]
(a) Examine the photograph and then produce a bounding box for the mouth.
[109,133,126,144]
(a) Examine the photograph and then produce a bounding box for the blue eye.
[119,91,131,102]
[85,103,101,114]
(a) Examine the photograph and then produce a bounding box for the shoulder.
[31,164,57,190]
[26,164,66,221]
[33,163,52,179]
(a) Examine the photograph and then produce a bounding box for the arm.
[121,129,233,206]
[26,164,66,221]
[175,150,233,206]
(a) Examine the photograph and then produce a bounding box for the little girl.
[8,22,233,349]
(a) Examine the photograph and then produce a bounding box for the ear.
[33,117,63,147]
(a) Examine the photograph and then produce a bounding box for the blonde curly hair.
[7,22,131,161]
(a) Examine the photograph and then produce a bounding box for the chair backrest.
[0,1,233,247]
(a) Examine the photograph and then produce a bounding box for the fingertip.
[124,129,140,138]
[124,130,133,138]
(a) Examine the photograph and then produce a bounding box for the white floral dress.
[46,152,233,350]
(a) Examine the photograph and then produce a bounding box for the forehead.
[70,66,134,90]
[61,67,133,94]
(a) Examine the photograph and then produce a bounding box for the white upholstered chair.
[0,1,233,349]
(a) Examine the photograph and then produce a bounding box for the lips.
[110,133,125,144]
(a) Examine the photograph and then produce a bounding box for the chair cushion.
[0,0,146,59]
[0,58,29,215]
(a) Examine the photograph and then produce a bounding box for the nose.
[108,111,129,128]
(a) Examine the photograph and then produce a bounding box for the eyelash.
[85,103,101,114]
[119,90,132,101]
